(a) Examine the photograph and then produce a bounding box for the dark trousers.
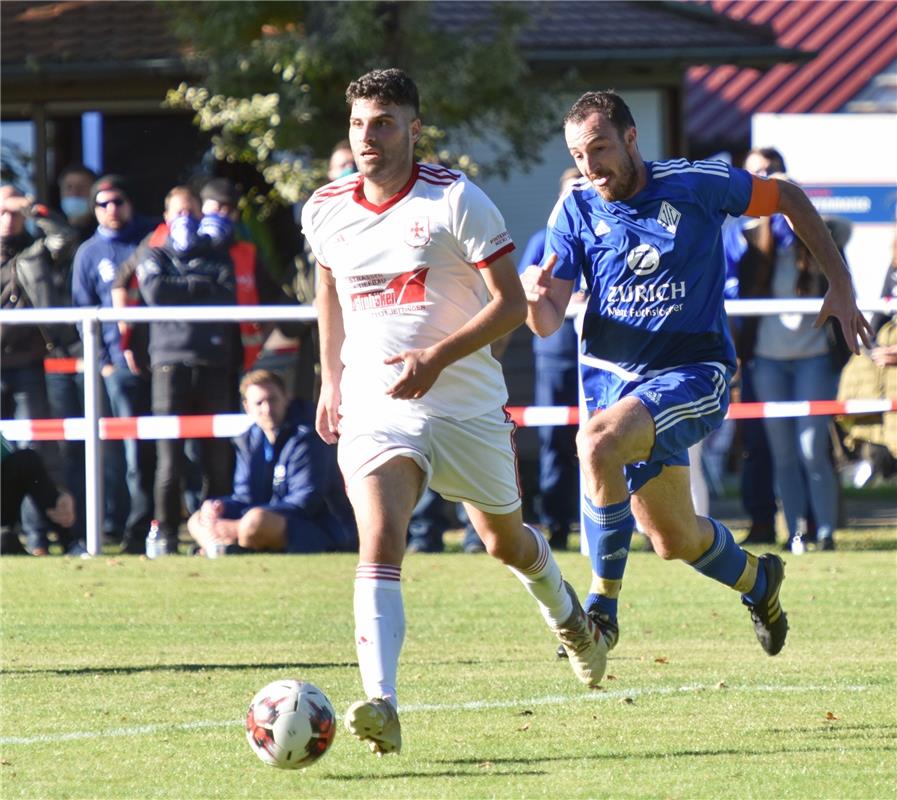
[0,364,73,550]
[739,363,777,526]
[103,367,155,541]
[151,364,236,539]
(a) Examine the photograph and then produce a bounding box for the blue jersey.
[547,159,753,385]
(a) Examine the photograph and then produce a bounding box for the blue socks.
[690,518,767,602]
[582,497,634,620]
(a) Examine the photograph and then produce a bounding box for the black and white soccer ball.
[245,679,336,769]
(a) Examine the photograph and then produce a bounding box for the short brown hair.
[346,68,420,116]
[563,91,636,138]
[239,369,286,400]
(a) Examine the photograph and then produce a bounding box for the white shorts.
[337,404,522,515]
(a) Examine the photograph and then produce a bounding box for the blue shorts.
[582,362,732,493]
[223,504,343,553]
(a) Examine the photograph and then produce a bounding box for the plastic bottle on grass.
[145,520,167,559]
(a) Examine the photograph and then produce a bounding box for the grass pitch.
[1,539,895,799]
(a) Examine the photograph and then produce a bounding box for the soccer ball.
[245,679,336,769]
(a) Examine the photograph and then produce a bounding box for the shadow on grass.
[1,661,356,677]
[434,737,895,765]
[324,769,548,780]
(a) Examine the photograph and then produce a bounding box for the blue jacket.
[220,399,357,551]
[71,217,156,367]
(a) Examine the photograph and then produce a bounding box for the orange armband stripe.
[744,174,780,218]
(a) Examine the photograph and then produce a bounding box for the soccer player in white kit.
[301,68,607,757]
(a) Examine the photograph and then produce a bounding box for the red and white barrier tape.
[1,401,894,441]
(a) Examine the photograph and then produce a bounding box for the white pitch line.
[0,683,869,747]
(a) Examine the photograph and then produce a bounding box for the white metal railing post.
[81,317,104,556]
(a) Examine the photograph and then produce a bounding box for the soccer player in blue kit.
[521,91,873,658]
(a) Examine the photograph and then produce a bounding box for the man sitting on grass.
[187,370,356,555]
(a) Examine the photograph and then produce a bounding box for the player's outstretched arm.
[384,253,526,401]
[521,253,574,337]
[774,178,874,353]
[315,270,344,444]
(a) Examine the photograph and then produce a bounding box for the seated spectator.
[187,370,357,554]
[1,433,77,555]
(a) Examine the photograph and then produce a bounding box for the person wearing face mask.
[71,175,158,552]
[135,203,240,554]
[57,164,98,244]
[199,177,303,373]
[42,165,98,550]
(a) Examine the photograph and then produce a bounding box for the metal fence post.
[81,316,104,556]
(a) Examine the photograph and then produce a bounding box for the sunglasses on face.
[95,197,127,209]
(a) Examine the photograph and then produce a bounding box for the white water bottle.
[145,520,168,559]
[790,532,806,555]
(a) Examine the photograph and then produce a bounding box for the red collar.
[352,164,418,214]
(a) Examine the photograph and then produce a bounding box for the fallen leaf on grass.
[106,558,123,567]
[654,657,669,664]
[606,674,617,680]
[478,761,493,769]
[518,709,533,716]
[517,722,531,731]
[716,681,728,689]
[83,591,93,598]
[619,697,634,705]
[825,712,839,721]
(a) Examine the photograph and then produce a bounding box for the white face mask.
[61,196,90,220]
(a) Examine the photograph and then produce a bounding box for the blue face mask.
[60,196,90,220]
[169,214,199,253]
[197,213,233,246]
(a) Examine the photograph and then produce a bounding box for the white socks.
[507,524,573,628]
[354,563,404,707]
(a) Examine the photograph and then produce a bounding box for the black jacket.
[0,207,79,368]
[135,235,238,368]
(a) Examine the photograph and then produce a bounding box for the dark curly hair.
[563,91,636,138]
[346,68,420,115]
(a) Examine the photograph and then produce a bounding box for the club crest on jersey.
[658,201,681,234]
[404,217,430,247]
[626,243,661,276]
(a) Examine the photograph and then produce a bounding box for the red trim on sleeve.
[744,175,780,218]
[474,242,516,269]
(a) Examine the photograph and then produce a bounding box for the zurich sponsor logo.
[626,244,660,276]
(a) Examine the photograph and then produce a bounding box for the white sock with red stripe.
[507,524,573,628]
[353,563,404,707]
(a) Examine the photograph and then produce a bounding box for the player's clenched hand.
[520,253,558,305]
[814,287,874,355]
[315,385,342,444]
[384,348,441,400]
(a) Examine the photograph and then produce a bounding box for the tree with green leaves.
[166,1,565,212]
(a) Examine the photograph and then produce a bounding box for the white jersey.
[301,162,515,420]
